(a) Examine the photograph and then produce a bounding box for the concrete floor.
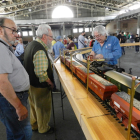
[119,47,140,77]
[0,47,139,140]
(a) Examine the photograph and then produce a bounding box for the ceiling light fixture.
[52,5,73,18]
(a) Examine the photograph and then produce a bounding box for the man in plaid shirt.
[24,24,54,134]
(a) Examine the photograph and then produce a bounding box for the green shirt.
[33,38,49,83]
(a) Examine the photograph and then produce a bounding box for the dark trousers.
[135,46,139,52]
[0,92,32,140]
[82,54,85,59]
[121,47,125,55]
[17,56,23,65]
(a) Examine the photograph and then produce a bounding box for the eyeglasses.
[46,34,53,39]
[1,26,19,35]
[94,34,102,39]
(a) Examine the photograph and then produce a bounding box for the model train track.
[62,54,140,140]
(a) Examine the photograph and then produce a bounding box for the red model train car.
[60,56,65,63]
[76,66,94,83]
[60,55,140,136]
[88,74,118,100]
[71,61,82,74]
[65,58,73,68]
[110,92,140,134]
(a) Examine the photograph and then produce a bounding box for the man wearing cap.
[52,36,65,59]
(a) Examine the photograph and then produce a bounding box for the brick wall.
[106,18,137,35]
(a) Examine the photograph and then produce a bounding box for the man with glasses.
[24,24,55,134]
[90,25,122,65]
[0,17,32,139]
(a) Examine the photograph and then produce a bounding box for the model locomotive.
[60,49,140,138]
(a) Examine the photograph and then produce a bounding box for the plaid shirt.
[33,38,49,83]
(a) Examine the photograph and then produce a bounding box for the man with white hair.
[90,25,122,65]
[24,24,54,134]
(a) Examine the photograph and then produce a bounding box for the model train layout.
[59,48,140,140]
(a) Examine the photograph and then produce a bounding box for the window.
[85,28,89,32]
[23,31,28,36]
[123,23,128,28]
[29,31,33,36]
[79,28,83,33]
[73,28,78,33]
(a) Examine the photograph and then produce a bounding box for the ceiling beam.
[73,0,120,11]
[15,16,116,25]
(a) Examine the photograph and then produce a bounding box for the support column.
[27,31,29,37]
[31,25,36,40]
[30,13,32,20]
[116,19,121,35]
[91,22,94,34]
[77,6,78,18]
[83,26,85,32]
[137,15,140,35]
[91,6,93,17]
[19,27,23,38]
[59,28,61,36]
[63,23,65,38]
[71,28,73,36]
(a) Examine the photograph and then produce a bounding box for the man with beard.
[90,25,121,65]
[0,18,32,139]
[24,24,54,134]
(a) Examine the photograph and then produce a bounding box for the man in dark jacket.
[117,31,122,42]
[120,32,126,55]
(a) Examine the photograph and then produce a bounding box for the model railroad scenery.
[59,48,140,140]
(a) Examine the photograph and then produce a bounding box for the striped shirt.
[33,38,49,83]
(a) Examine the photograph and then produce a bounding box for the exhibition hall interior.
[0,0,140,140]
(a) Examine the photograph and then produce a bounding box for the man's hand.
[16,104,28,121]
[46,79,54,90]
[95,54,104,59]
[0,73,28,121]
[87,55,96,60]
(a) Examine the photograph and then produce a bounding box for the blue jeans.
[121,47,125,54]
[17,56,23,65]
[135,46,139,52]
[0,92,32,140]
